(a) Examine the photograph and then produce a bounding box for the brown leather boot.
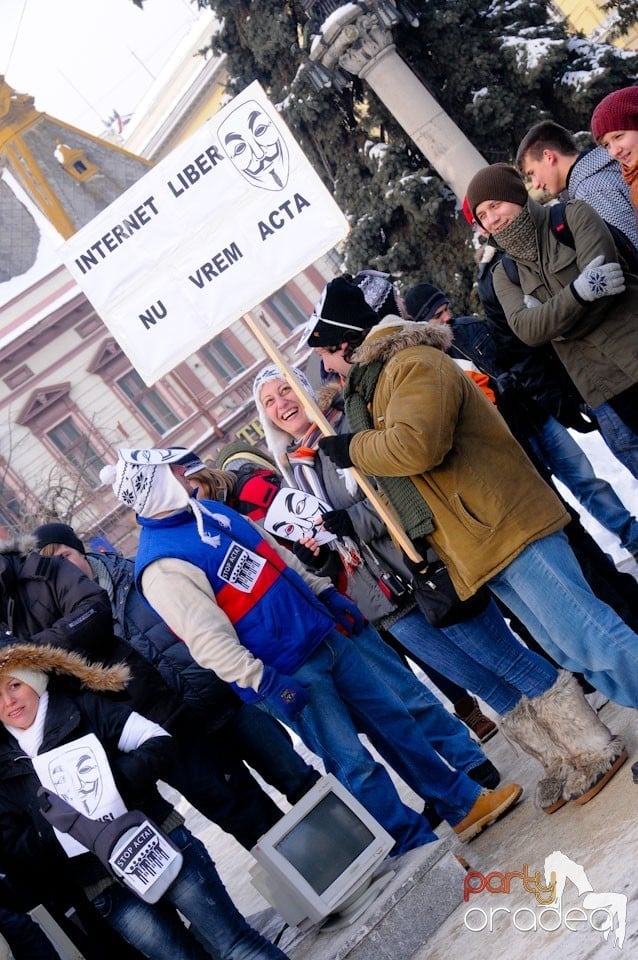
[454,696,498,743]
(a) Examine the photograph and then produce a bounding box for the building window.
[200,335,244,382]
[265,289,308,331]
[116,369,180,435]
[0,479,21,532]
[54,143,98,182]
[47,418,104,487]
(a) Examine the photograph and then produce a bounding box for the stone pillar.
[309,9,486,201]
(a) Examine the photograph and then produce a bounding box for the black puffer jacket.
[88,551,241,730]
[0,686,174,906]
[0,538,185,729]
[0,540,113,658]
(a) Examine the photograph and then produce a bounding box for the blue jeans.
[388,598,558,715]
[167,723,282,851]
[0,905,59,960]
[354,618,487,774]
[226,703,320,804]
[92,825,286,960]
[264,630,481,852]
[489,530,638,707]
[593,399,638,480]
[530,415,638,552]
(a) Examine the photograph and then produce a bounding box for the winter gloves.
[321,509,355,538]
[292,540,328,569]
[258,665,309,722]
[319,586,365,635]
[572,255,625,302]
[317,434,354,468]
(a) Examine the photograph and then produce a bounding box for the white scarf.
[6,690,49,757]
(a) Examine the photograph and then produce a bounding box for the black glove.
[321,509,355,538]
[317,434,355,468]
[292,540,329,570]
[401,537,430,577]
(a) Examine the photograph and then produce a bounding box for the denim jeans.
[530,414,638,552]
[489,530,638,707]
[92,825,286,960]
[264,629,481,850]
[592,399,638,480]
[223,703,320,804]
[354,618,487,775]
[387,597,558,715]
[166,724,282,851]
[0,905,59,960]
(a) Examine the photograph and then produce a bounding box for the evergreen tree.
[194,0,637,313]
[602,0,638,41]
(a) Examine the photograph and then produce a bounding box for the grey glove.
[572,255,625,302]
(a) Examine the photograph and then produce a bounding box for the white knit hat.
[99,448,191,518]
[252,365,316,484]
[5,668,48,696]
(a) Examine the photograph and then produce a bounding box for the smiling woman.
[0,672,44,730]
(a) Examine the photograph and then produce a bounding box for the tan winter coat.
[348,320,569,599]
[492,198,638,408]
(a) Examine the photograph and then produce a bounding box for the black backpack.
[501,201,638,284]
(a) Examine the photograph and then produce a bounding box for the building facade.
[0,22,338,551]
[552,0,638,49]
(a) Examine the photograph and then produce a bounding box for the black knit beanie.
[404,283,449,322]
[306,276,379,348]
[466,163,528,224]
[33,522,85,555]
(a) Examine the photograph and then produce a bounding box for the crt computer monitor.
[249,774,395,932]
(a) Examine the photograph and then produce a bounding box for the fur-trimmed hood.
[0,534,36,557]
[352,316,454,366]
[0,643,130,692]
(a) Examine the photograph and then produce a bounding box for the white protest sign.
[32,733,127,857]
[60,81,349,385]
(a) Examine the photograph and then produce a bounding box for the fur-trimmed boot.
[500,696,569,813]
[529,671,627,805]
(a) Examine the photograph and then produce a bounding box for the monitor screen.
[250,774,395,930]
[273,793,376,894]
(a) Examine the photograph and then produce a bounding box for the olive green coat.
[492,198,638,408]
[347,320,568,599]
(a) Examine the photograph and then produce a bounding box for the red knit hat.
[461,196,474,226]
[591,86,638,142]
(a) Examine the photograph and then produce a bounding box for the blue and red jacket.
[135,500,334,676]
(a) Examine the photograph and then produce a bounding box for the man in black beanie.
[465,162,638,480]
[311,268,638,719]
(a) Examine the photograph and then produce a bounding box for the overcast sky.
[0,0,213,136]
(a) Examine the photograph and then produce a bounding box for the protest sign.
[60,81,349,384]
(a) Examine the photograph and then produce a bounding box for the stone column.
[309,9,486,201]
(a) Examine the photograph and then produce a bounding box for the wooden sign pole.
[244,313,422,563]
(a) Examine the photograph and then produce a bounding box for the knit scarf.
[344,359,435,540]
[622,162,638,218]
[493,205,538,262]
